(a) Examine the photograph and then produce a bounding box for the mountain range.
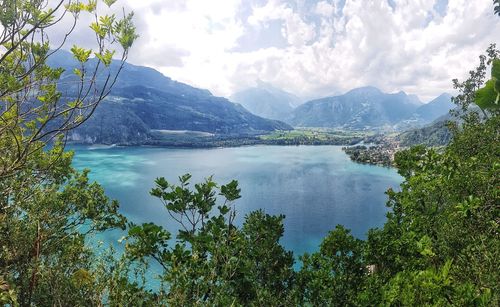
[290,87,422,129]
[49,51,292,144]
[394,93,454,130]
[230,81,302,121]
[49,51,455,144]
[233,85,454,130]
[291,87,456,130]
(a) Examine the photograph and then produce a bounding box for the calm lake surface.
[71,145,402,257]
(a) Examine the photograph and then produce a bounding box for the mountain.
[48,51,212,98]
[414,93,454,122]
[396,93,455,129]
[397,118,452,147]
[48,51,292,144]
[397,104,482,147]
[289,87,423,129]
[229,81,302,121]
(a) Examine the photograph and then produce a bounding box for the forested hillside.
[397,118,452,146]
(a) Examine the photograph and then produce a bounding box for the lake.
[71,145,402,257]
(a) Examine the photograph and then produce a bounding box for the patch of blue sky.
[434,0,448,17]
[387,0,396,11]
[232,19,289,52]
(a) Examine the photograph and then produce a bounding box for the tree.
[0,154,128,305]
[2,1,498,305]
[363,46,500,305]
[125,175,296,306]
[292,45,500,306]
[120,45,500,305]
[0,1,138,305]
[296,225,367,306]
[0,0,138,180]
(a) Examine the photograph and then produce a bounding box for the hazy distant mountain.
[230,82,302,121]
[414,93,454,122]
[290,86,423,129]
[48,51,291,144]
[395,93,454,130]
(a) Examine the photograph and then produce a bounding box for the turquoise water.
[71,145,402,257]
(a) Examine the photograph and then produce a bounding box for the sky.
[59,0,500,102]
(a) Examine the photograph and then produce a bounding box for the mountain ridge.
[288,86,453,130]
[289,86,423,129]
[49,51,292,144]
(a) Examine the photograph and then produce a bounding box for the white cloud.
[57,0,500,102]
[315,1,335,16]
[248,0,316,46]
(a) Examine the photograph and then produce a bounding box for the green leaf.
[103,0,117,7]
[84,0,97,12]
[70,45,92,63]
[417,235,435,257]
[155,177,169,189]
[73,68,82,78]
[440,260,452,280]
[114,12,138,50]
[65,3,85,13]
[72,268,93,286]
[95,50,115,66]
[218,205,230,215]
[90,22,106,38]
[492,59,500,80]
[475,79,499,109]
[99,14,115,33]
[220,180,241,201]
[179,174,192,184]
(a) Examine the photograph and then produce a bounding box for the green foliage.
[0,1,141,305]
[126,175,296,305]
[70,45,92,63]
[365,114,500,305]
[297,225,367,306]
[260,128,367,145]
[114,12,139,50]
[1,2,498,305]
[0,275,18,306]
[475,59,500,109]
[0,139,132,305]
[0,0,137,179]
[107,47,500,304]
[381,261,492,306]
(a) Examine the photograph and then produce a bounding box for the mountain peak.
[345,86,382,96]
[291,86,430,129]
[230,83,302,121]
[427,93,454,105]
[255,79,273,90]
[414,93,454,122]
[434,93,453,100]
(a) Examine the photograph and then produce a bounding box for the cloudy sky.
[63,0,499,102]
